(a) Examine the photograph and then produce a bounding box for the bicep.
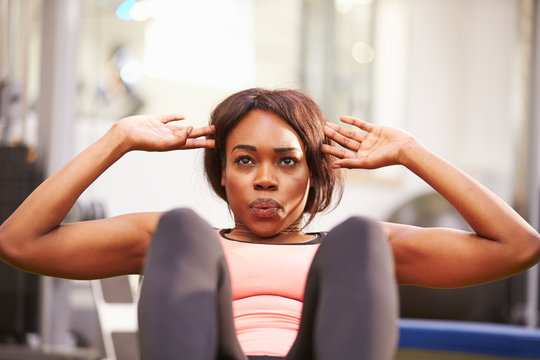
[383,222,519,288]
[9,212,162,279]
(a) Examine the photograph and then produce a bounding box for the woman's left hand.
[322,116,414,169]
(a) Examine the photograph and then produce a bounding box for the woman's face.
[222,109,311,238]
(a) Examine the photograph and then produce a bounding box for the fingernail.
[187,127,193,136]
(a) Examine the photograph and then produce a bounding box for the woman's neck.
[227,224,313,244]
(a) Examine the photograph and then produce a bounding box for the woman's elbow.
[0,225,28,269]
[514,230,540,271]
[529,230,540,262]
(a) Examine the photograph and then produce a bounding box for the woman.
[0,88,539,360]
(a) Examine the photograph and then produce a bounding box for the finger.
[340,116,374,132]
[188,125,215,138]
[332,158,371,169]
[326,121,367,142]
[169,125,192,138]
[157,114,186,124]
[324,124,362,151]
[181,138,215,149]
[321,144,338,156]
[321,143,358,159]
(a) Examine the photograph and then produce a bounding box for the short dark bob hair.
[204,88,343,226]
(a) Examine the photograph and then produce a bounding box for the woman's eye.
[279,157,298,166]
[235,156,254,165]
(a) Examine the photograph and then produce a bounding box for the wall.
[75,0,520,233]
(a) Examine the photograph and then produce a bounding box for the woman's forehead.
[227,110,305,149]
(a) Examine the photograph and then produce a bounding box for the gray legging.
[138,208,398,360]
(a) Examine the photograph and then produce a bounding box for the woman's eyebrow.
[232,144,256,152]
[231,145,301,153]
[274,147,301,153]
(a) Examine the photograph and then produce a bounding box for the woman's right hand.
[0,113,216,279]
[113,114,215,152]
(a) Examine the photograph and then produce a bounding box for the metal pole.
[37,0,81,349]
[37,0,80,174]
[0,0,9,143]
[19,0,33,144]
[525,0,540,328]
[0,0,8,80]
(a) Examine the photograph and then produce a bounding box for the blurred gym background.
[0,0,539,359]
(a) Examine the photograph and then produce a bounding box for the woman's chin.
[250,227,281,239]
[246,221,285,239]
[238,214,303,240]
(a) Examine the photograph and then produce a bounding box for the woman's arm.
[323,116,540,288]
[0,114,214,279]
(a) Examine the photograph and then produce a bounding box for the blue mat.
[399,319,540,358]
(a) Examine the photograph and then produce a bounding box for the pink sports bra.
[218,229,323,357]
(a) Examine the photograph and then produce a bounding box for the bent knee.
[159,208,199,224]
[154,208,220,251]
[323,216,389,254]
[338,216,385,239]
[154,208,209,242]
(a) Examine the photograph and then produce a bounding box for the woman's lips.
[249,198,282,218]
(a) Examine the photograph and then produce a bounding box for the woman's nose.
[253,163,278,190]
